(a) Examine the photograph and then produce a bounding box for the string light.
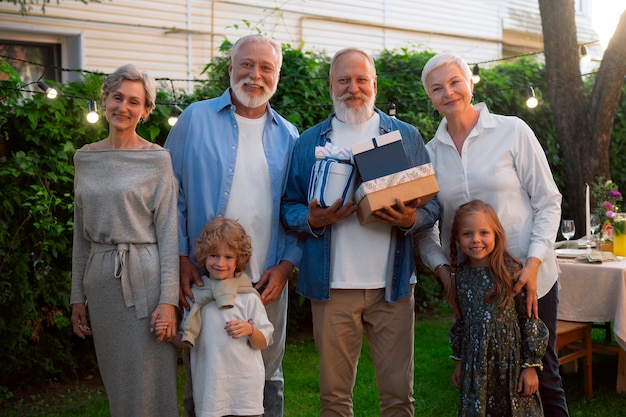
[166,79,183,126]
[472,64,481,84]
[580,45,591,63]
[86,100,99,123]
[526,86,538,108]
[3,40,618,118]
[37,80,57,99]
[2,41,603,86]
[167,104,183,126]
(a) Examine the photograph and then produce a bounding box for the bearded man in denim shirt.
[281,47,439,417]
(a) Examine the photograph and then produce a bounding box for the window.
[0,40,62,85]
[0,24,83,85]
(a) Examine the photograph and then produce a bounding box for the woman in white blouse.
[415,52,568,417]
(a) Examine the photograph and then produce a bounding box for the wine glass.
[561,219,575,241]
[590,214,601,250]
[590,214,601,236]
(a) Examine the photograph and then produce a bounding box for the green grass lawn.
[5,313,626,416]
[285,314,626,417]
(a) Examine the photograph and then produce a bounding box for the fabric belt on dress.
[90,242,155,319]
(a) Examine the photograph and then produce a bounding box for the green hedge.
[2,45,625,399]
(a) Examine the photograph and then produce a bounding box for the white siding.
[502,0,598,55]
[0,0,601,92]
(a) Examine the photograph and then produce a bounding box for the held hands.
[436,266,461,318]
[374,198,420,228]
[71,303,92,339]
[307,198,357,229]
[151,303,177,342]
[517,367,539,396]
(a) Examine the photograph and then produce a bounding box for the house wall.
[0,0,599,92]
[502,0,599,56]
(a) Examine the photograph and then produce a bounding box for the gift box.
[354,163,439,225]
[351,130,411,182]
[308,158,356,208]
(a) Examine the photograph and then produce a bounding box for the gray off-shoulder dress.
[71,148,179,417]
[450,264,549,417]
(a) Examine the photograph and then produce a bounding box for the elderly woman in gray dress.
[70,64,180,417]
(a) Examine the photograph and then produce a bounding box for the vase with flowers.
[591,177,623,251]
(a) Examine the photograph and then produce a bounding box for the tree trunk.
[538,0,626,235]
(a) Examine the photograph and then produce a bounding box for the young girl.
[448,200,549,417]
[158,217,273,417]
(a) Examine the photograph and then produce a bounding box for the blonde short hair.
[420,53,472,94]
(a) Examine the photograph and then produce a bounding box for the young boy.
[157,217,273,417]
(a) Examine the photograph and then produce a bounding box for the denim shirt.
[164,89,301,272]
[281,109,440,302]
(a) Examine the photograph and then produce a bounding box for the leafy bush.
[375,48,439,138]
[0,62,107,394]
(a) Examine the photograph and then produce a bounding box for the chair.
[592,321,612,341]
[556,320,593,399]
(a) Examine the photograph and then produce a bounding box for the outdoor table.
[557,257,626,393]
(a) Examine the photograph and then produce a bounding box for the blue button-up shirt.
[281,109,440,302]
[164,89,301,273]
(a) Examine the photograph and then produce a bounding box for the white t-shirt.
[190,293,274,417]
[328,113,391,289]
[226,113,272,283]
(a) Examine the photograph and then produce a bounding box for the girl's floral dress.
[450,264,549,417]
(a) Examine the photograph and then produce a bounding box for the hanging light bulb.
[526,86,538,109]
[86,100,100,123]
[580,45,591,63]
[387,102,396,118]
[472,64,480,84]
[37,80,58,99]
[167,104,183,126]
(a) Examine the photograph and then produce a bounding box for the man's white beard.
[231,77,277,109]
[333,93,375,124]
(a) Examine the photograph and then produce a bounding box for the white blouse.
[416,103,562,298]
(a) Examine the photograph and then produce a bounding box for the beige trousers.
[311,287,415,417]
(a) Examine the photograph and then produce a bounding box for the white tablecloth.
[557,258,626,351]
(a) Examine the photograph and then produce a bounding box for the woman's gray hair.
[421,53,472,94]
[101,64,156,115]
[230,35,283,70]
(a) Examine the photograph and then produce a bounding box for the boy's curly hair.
[193,217,252,274]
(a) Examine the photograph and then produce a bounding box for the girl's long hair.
[449,200,522,307]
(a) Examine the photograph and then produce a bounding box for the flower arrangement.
[591,176,623,241]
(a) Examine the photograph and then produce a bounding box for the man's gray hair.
[230,35,283,69]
